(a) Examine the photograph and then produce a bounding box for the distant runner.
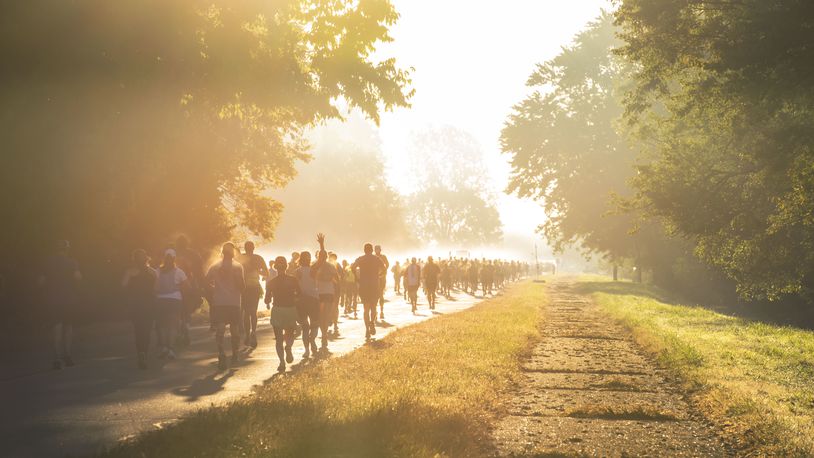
[294,251,319,358]
[311,234,339,352]
[238,241,269,349]
[175,235,204,345]
[205,243,245,370]
[391,261,402,295]
[374,245,389,321]
[121,249,157,370]
[265,256,300,372]
[40,240,82,369]
[423,256,440,310]
[352,243,386,340]
[155,248,188,360]
[404,257,421,313]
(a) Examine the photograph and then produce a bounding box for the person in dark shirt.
[374,245,389,320]
[40,240,82,370]
[352,243,385,340]
[423,256,441,310]
[175,235,204,342]
[265,256,301,372]
[122,249,157,370]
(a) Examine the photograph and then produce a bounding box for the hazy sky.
[373,0,611,239]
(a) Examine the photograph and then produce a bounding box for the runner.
[329,252,342,336]
[440,260,452,297]
[404,257,421,313]
[40,240,82,369]
[374,245,389,321]
[481,260,494,296]
[238,241,269,349]
[204,242,245,370]
[351,243,386,340]
[294,251,319,358]
[341,260,357,318]
[391,261,402,294]
[287,252,300,275]
[311,234,339,352]
[155,248,188,360]
[175,235,204,345]
[423,256,441,310]
[121,249,157,370]
[402,259,409,300]
[264,256,300,372]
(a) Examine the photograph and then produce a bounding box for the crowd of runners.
[39,236,531,373]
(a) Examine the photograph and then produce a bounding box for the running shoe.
[250,332,258,349]
[277,363,285,373]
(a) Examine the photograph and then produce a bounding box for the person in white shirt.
[205,242,245,371]
[154,248,188,360]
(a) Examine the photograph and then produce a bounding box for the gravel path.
[492,280,731,457]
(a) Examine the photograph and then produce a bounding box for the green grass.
[579,278,814,457]
[104,282,545,458]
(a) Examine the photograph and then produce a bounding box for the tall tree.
[0,0,412,263]
[405,125,502,246]
[616,0,814,299]
[501,13,666,276]
[270,116,413,253]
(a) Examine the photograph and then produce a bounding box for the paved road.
[1,288,486,457]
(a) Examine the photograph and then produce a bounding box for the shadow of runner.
[172,369,236,403]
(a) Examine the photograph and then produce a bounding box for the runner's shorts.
[270,306,298,329]
[211,305,241,326]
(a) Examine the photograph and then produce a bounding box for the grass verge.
[104,282,544,458]
[578,278,814,456]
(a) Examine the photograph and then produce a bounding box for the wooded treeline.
[0,0,413,327]
[502,1,814,304]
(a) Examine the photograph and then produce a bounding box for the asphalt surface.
[1,288,485,457]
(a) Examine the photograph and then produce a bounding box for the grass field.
[578,278,814,457]
[104,282,544,457]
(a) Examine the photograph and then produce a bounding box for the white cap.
[164,248,177,258]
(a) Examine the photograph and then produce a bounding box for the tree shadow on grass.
[572,280,814,331]
[570,281,674,304]
[108,398,495,457]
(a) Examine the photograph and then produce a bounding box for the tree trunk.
[612,264,618,282]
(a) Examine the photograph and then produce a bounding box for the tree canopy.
[616,0,814,299]
[501,13,648,264]
[0,0,412,261]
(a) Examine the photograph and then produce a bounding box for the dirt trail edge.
[491,280,731,457]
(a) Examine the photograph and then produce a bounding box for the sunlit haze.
[294,0,612,260]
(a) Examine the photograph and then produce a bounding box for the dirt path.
[492,280,730,457]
